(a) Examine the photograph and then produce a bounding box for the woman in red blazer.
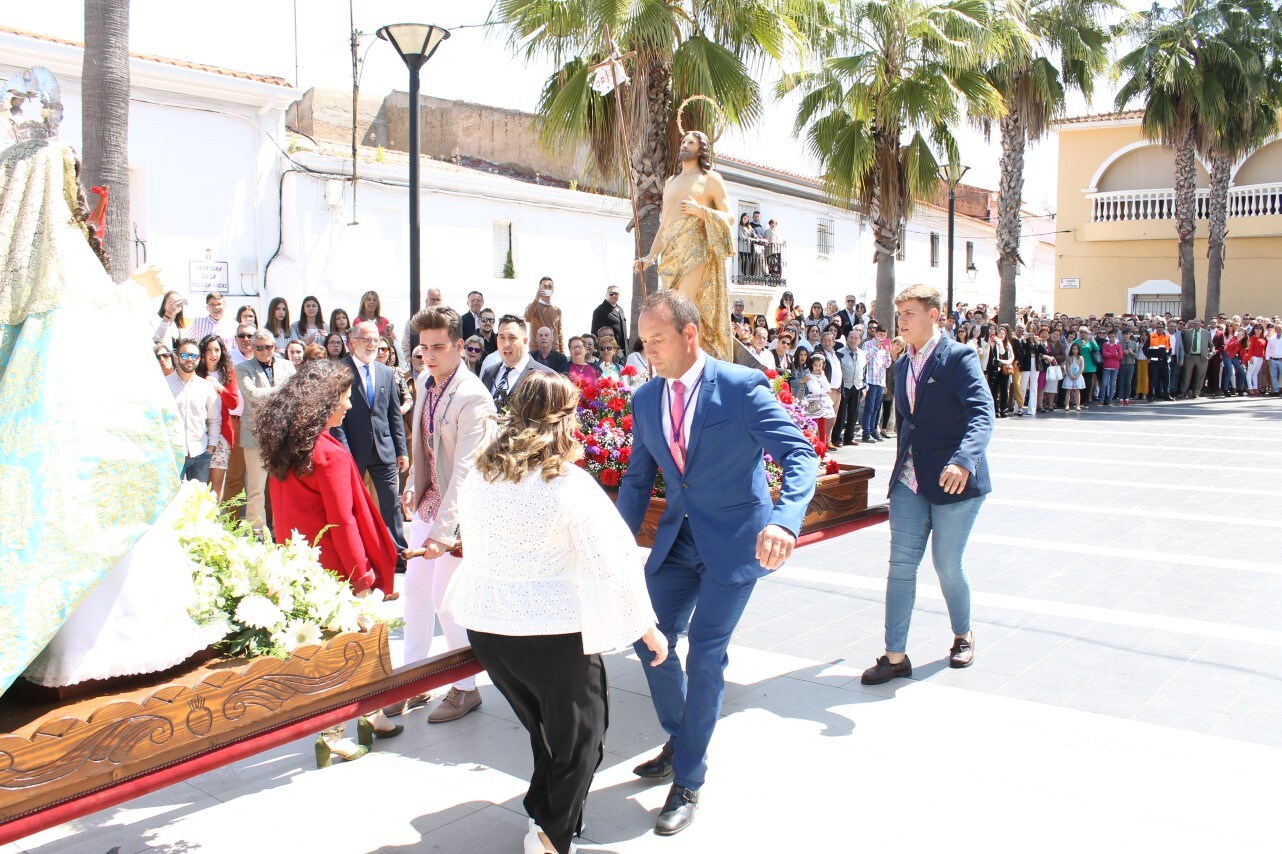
[253,359,402,764]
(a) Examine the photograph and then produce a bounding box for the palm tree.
[1114,0,1253,319]
[81,0,131,282]
[1199,2,1281,320]
[490,0,828,324]
[781,0,1005,328]
[983,0,1117,327]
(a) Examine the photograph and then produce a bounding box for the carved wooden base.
[627,463,882,548]
[0,624,395,824]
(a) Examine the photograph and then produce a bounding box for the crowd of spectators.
[729,293,1281,449]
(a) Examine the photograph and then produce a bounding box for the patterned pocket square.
[926,377,937,384]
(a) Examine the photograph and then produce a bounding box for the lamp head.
[377,23,450,70]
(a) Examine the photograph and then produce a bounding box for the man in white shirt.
[167,339,221,484]
[461,290,485,339]
[480,315,555,404]
[230,322,254,366]
[1266,323,1282,396]
[182,293,237,353]
[748,326,774,370]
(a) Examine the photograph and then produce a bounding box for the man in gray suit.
[1179,318,1212,398]
[234,329,296,532]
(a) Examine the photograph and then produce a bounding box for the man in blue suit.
[617,290,818,836]
[861,285,994,685]
[334,321,410,568]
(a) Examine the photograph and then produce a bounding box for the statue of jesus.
[634,131,735,360]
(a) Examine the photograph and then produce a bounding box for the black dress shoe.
[949,636,975,668]
[655,784,699,836]
[633,742,674,780]
[860,655,912,685]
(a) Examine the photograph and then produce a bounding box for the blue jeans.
[1270,359,1282,393]
[860,384,885,438]
[1222,356,1247,391]
[1118,364,1135,400]
[885,481,985,654]
[1100,368,1118,403]
[182,451,212,483]
[633,520,756,791]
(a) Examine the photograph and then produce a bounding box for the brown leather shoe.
[860,655,912,685]
[427,687,482,723]
[949,636,975,668]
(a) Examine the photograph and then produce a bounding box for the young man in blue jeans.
[862,284,994,684]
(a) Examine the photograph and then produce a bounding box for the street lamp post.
[936,162,969,318]
[377,23,450,315]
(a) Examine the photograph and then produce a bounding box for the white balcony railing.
[1088,182,1282,222]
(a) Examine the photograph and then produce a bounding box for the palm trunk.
[996,111,1024,328]
[868,139,899,331]
[81,0,132,282]
[1172,123,1198,319]
[628,60,672,328]
[1204,149,1230,322]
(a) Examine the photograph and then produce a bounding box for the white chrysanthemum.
[273,619,323,652]
[234,594,284,630]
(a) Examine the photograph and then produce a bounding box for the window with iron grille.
[817,217,834,256]
[493,221,515,278]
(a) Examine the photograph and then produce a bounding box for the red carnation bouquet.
[571,367,834,498]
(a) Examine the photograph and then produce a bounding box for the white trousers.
[1247,357,1263,390]
[1020,370,1039,415]
[403,512,474,690]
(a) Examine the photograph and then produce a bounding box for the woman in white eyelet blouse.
[444,371,665,854]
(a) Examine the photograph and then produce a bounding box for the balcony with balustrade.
[1082,182,1282,242]
[732,242,788,286]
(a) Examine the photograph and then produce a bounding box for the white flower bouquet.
[173,481,394,659]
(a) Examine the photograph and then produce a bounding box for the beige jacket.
[407,366,496,546]
[233,356,296,450]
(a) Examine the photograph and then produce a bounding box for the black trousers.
[1149,361,1170,398]
[988,372,1010,413]
[468,630,608,854]
[358,460,408,561]
[832,386,861,443]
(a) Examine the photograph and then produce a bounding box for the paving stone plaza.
[13,396,1280,853]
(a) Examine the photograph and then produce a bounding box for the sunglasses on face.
[156,353,172,360]
[178,353,200,361]
[253,344,274,352]
[377,346,390,353]
[237,333,253,339]
[465,347,482,354]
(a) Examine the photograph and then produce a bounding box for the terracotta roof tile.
[1053,109,1144,126]
[0,25,291,87]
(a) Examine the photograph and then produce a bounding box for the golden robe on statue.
[657,212,734,361]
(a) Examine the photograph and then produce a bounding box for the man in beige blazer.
[233,329,296,532]
[393,306,495,723]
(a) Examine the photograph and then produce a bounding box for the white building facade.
[4,27,1053,340]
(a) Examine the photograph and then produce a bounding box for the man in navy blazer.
[861,285,993,686]
[617,291,818,836]
[334,321,410,567]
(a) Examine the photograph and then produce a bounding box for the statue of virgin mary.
[0,68,224,694]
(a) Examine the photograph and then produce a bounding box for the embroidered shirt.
[897,330,943,493]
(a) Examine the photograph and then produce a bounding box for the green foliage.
[502,247,516,279]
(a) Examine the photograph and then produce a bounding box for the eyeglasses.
[608,292,620,297]
[236,333,253,340]
[253,344,274,352]
[178,353,200,361]
[350,336,378,344]
[155,353,172,360]
[465,347,482,354]
[602,346,616,352]
[377,345,390,352]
